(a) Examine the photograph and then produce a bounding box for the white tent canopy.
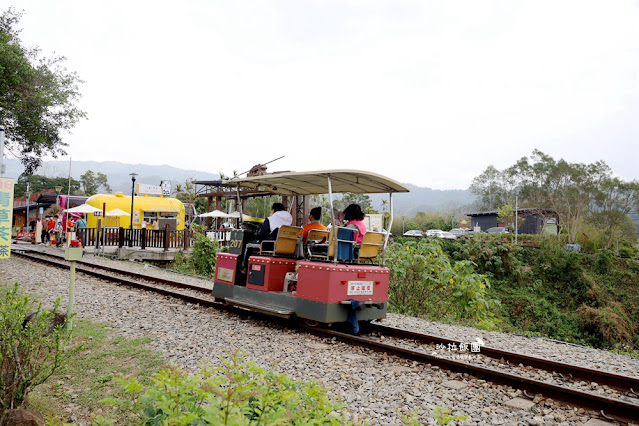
[198,209,229,218]
[65,204,102,214]
[106,208,130,217]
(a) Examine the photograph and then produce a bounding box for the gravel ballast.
[2,246,636,425]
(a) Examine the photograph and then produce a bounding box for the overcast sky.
[7,0,639,189]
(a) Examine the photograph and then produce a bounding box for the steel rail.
[13,250,210,293]
[12,250,639,423]
[300,325,639,424]
[12,251,215,306]
[369,323,639,395]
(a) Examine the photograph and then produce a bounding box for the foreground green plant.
[101,351,351,425]
[402,405,468,425]
[432,405,468,424]
[0,282,77,414]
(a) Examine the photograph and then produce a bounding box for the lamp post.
[129,173,137,247]
[26,183,30,232]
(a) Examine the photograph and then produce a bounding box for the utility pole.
[0,127,5,175]
[515,196,518,244]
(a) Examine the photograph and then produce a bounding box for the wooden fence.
[77,226,193,251]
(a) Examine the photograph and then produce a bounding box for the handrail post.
[163,224,169,252]
[141,228,147,250]
[118,227,124,248]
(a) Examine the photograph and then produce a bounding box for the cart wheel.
[304,319,319,327]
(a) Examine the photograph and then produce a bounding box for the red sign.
[16,232,35,239]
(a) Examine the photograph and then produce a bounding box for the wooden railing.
[77,226,193,251]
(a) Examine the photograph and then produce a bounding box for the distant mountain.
[4,158,474,213]
[4,159,220,194]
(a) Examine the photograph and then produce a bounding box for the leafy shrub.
[101,352,351,425]
[618,240,638,259]
[171,233,219,277]
[0,283,77,414]
[522,241,591,306]
[577,302,635,349]
[496,282,584,343]
[386,239,499,328]
[443,236,525,282]
[189,233,219,276]
[594,250,614,274]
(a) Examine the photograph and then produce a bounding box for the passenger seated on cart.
[242,203,294,268]
[302,207,327,243]
[256,203,292,242]
[343,204,367,245]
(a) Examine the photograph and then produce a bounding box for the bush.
[189,233,219,276]
[386,239,499,328]
[496,283,584,343]
[171,233,219,277]
[101,352,351,425]
[577,303,635,349]
[0,283,77,415]
[444,236,525,282]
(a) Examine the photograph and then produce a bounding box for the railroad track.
[13,249,639,423]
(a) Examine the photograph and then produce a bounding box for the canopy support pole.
[382,192,393,266]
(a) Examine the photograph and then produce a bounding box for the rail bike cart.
[212,170,409,331]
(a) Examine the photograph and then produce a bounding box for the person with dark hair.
[302,207,327,243]
[256,202,293,242]
[343,203,366,244]
[41,216,51,244]
[75,214,87,229]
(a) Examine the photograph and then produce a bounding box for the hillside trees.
[14,174,80,197]
[471,150,639,245]
[0,8,86,174]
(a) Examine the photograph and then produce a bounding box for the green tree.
[0,8,86,173]
[14,174,81,197]
[469,165,505,210]
[497,203,525,238]
[516,150,610,243]
[79,170,111,196]
[590,178,639,248]
[333,193,373,213]
[175,178,207,221]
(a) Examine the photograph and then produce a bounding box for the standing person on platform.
[152,219,159,230]
[343,204,367,245]
[40,216,50,244]
[56,215,72,247]
[302,207,327,243]
[75,214,87,230]
[54,215,63,247]
[47,215,56,243]
[140,218,148,229]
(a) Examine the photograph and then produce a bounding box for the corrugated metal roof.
[466,208,557,216]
